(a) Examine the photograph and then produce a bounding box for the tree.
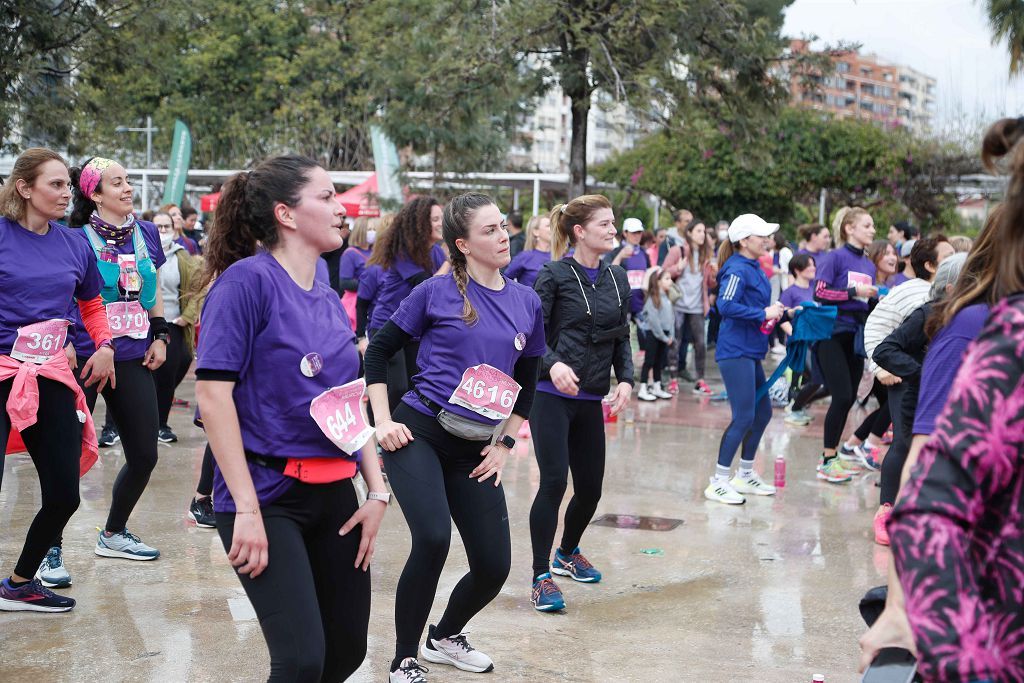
[982,0,1024,75]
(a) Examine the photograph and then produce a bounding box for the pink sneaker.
[692,380,713,395]
[873,504,892,546]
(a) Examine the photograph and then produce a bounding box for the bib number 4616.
[449,364,522,421]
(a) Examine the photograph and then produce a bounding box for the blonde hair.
[349,216,371,249]
[832,206,870,246]
[948,235,973,253]
[524,214,550,251]
[549,194,613,260]
[0,148,68,223]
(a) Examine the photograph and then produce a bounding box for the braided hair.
[442,192,496,326]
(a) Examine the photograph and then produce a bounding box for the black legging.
[817,331,865,450]
[197,443,215,498]
[853,379,890,441]
[152,324,192,428]
[0,378,82,579]
[641,335,668,384]
[77,360,159,533]
[383,405,510,665]
[216,479,370,682]
[880,383,916,506]
[529,391,606,578]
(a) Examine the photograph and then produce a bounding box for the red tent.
[336,174,381,218]
[200,191,220,213]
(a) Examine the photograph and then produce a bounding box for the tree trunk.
[568,92,590,198]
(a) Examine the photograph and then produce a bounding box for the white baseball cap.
[622,217,645,233]
[728,213,779,242]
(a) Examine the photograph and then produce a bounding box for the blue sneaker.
[0,577,75,612]
[95,529,160,561]
[35,546,72,588]
[531,573,565,612]
[551,547,602,583]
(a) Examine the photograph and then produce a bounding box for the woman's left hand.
[471,443,509,486]
[339,499,387,571]
[143,340,167,370]
[858,605,917,673]
[607,381,632,416]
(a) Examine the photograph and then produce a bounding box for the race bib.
[309,378,375,455]
[106,301,150,339]
[847,271,873,302]
[449,364,521,421]
[627,270,646,290]
[11,319,69,364]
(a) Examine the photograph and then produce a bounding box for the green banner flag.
[162,119,191,207]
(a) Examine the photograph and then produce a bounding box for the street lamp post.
[115,115,159,211]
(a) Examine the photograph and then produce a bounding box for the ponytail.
[442,191,494,326]
[69,157,99,227]
[549,194,613,261]
[717,239,737,270]
[196,154,320,293]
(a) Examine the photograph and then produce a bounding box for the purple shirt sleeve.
[390,279,430,337]
[196,278,262,374]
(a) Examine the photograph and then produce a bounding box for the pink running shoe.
[873,503,892,546]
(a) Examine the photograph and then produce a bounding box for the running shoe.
[839,444,878,472]
[172,397,190,408]
[693,379,714,396]
[98,425,120,447]
[95,529,160,560]
[390,658,429,683]
[157,426,178,443]
[531,573,565,612]
[704,478,746,505]
[551,547,602,583]
[0,577,75,612]
[188,496,216,528]
[709,390,729,402]
[421,625,494,673]
[650,382,673,399]
[637,384,656,402]
[35,546,71,588]
[874,504,892,546]
[730,472,776,496]
[816,457,853,484]
[667,379,679,394]
[882,427,894,445]
[784,408,812,426]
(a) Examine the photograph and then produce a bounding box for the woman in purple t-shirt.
[195,155,388,681]
[365,193,544,681]
[504,213,551,288]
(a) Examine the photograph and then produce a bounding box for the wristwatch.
[495,434,516,450]
[367,491,391,504]
[153,331,171,345]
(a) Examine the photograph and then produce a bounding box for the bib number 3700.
[309,378,375,455]
[449,364,522,421]
[11,319,70,364]
[106,301,150,339]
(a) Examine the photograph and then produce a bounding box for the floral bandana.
[88,211,137,244]
[78,157,115,199]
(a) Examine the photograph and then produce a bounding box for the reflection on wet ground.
[1,366,884,682]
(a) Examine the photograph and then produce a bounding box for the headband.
[78,157,115,198]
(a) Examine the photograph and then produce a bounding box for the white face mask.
[160,232,175,251]
[366,229,376,246]
[718,229,729,242]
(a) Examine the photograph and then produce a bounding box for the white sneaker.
[650,381,673,399]
[390,658,429,682]
[703,478,746,505]
[421,626,494,673]
[637,384,656,401]
[730,472,777,496]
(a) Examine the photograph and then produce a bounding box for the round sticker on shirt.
[300,352,323,378]
[514,333,527,351]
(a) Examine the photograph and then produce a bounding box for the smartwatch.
[496,434,516,450]
[367,491,391,503]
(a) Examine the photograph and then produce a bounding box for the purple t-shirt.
[890,271,910,288]
[619,249,648,314]
[913,303,990,435]
[431,243,447,272]
[815,243,875,332]
[339,246,371,283]
[391,274,545,424]
[0,218,103,356]
[369,254,431,332]
[505,249,550,288]
[68,221,167,361]
[197,251,361,511]
[780,283,814,309]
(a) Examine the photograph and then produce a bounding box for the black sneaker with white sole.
[188,496,216,528]
[158,426,178,443]
[98,425,120,447]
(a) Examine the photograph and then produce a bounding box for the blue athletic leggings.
[716,358,773,468]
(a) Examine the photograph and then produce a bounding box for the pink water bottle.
[760,317,778,334]
[774,456,786,488]
[99,240,118,264]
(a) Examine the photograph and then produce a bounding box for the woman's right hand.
[858,605,917,673]
[550,361,580,395]
[228,511,269,578]
[763,302,784,321]
[856,282,879,298]
[376,419,413,451]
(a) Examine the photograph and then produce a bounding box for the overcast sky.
[782,0,1024,133]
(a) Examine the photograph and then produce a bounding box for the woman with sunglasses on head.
[0,148,114,611]
[196,155,387,682]
[364,193,544,682]
[62,157,169,562]
[527,195,633,614]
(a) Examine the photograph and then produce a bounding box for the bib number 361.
[309,378,374,455]
[11,319,70,364]
[449,364,522,421]
[106,301,150,339]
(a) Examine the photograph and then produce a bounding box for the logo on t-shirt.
[514,332,527,351]
[300,352,323,378]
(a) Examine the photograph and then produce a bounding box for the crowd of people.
[1,114,1022,682]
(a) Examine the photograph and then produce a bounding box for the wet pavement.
[1,364,886,682]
